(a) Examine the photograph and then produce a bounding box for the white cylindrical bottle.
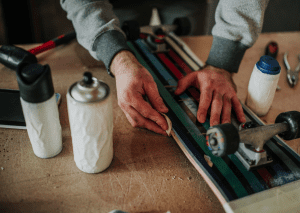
[16,64,62,158]
[246,55,281,116]
[67,72,113,173]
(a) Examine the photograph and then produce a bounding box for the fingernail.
[162,105,168,110]
[211,122,219,126]
[174,89,179,95]
[160,130,168,136]
[160,123,168,131]
[241,117,246,123]
[222,120,231,124]
[198,115,205,123]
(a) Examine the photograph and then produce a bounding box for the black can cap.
[16,63,54,103]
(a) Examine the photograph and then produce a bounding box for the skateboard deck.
[127,33,300,212]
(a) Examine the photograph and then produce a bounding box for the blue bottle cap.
[256,55,281,75]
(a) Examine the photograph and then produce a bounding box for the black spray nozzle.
[83,72,93,85]
[17,64,54,103]
[0,45,37,71]
[20,63,45,84]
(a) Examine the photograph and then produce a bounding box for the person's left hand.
[111,50,169,135]
[174,65,246,126]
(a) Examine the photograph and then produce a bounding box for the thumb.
[174,72,197,95]
[145,83,168,113]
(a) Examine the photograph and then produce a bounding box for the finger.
[144,82,168,113]
[124,107,168,136]
[209,91,223,126]
[221,95,232,124]
[174,72,197,95]
[132,95,169,131]
[232,96,246,123]
[197,88,213,123]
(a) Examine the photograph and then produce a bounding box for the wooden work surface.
[0,32,300,213]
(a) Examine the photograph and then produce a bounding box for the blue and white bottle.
[246,55,281,116]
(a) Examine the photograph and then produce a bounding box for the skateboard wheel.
[206,123,240,157]
[121,20,140,41]
[275,111,300,140]
[173,17,191,36]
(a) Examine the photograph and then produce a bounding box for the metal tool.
[283,52,300,87]
[206,111,300,170]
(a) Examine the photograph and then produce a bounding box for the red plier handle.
[28,31,76,55]
[265,41,278,59]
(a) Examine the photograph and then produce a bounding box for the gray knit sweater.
[60,0,269,73]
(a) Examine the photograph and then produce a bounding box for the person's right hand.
[174,65,246,126]
[110,50,169,135]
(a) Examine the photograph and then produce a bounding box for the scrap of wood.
[160,113,172,136]
[204,155,213,167]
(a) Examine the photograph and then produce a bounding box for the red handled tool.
[28,32,76,55]
[0,31,76,71]
[265,41,278,59]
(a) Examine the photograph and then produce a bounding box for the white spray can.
[67,72,113,173]
[16,64,62,158]
[246,55,281,116]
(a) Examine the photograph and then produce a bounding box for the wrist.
[203,64,236,91]
[203,65,232,77]
[110,50,138,77]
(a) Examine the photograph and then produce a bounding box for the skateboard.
[126,26,300,212]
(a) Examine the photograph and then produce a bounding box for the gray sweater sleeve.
[206,0,270,73]
[60,0,132,73]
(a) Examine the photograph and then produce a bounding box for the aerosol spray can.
[67,72,113,173]
[16,64,62,158]
[246,55,281,116]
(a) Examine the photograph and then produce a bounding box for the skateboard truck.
[206,111,300,170]
[121,8,191,51]
[122,8,191,53]
[235,122,288,170]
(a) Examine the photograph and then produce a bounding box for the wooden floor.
[0,32,300,213]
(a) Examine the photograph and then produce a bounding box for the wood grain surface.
[0,32,299,213]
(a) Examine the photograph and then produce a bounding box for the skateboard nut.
[247,159,255,165]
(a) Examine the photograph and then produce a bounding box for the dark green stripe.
[128,40,248,198]
[164,40,265,193]
[228,155,265,192]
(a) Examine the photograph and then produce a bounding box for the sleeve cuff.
[94,30,134,77]
[206,36,249,73]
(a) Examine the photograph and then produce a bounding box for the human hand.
[174,65,246,126]
[111,50,169,135]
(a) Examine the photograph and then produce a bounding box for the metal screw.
[248,159,255,165]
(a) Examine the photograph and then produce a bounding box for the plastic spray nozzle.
[17,63,54,103]
[20,64,45,84]
[83,72,93,85]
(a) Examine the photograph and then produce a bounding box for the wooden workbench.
[0,32,299,213]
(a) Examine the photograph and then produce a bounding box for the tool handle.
[265,41,278,59]
[28,32,76,55]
